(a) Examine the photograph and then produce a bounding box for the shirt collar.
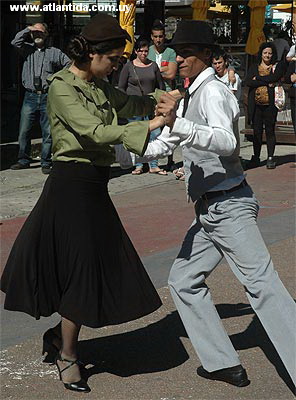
[188,67,215,95]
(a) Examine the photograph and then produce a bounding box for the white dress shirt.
[216,70,242,100]
[143,67,239,160]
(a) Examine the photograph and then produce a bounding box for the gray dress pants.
[168,184,296,384]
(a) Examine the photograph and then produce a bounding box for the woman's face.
[89,47,124,78]
[135,46,149,63]
[261,47,273,65]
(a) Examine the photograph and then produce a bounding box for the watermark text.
[10,2,133,13]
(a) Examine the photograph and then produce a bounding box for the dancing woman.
[1,14,167,393]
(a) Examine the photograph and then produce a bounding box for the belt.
[201,179,248,201]
[26,88,48,94]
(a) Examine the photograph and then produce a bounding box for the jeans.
[18,91,52,167]
[128,116,160,169]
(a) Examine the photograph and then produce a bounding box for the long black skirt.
[1,162,162,328]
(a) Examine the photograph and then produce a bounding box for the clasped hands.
[148,90,183,133]
[155,92,178,129]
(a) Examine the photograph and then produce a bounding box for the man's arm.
[11,27,33,52]
[160,61,177,81]
[160,48,177,81]
[157,87,238,157]
[286,45,296,62]
[58,50,71,68]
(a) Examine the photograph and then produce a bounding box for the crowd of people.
[1,13,296,395]
[9,19,296,177]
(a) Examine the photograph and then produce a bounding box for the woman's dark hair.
[134,38,150,52]
[257,42,278,65]
[68,35,126,63]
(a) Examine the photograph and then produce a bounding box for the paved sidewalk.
[0,138,295,400]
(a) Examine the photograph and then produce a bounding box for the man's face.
[151,30,165,48]
[175,46,209,80]
[31,23,48,47]
[212,56,227,76]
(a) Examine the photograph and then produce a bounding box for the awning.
[272,3,295,12]
[245,0,268,55]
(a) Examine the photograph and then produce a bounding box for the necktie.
[182,89,190,117]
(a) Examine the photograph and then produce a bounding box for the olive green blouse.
[47,69,163,166]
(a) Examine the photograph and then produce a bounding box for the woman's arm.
[48,79,156,156]
[117,62,129,92]
[245,65,267,88]
[255,61,286,83]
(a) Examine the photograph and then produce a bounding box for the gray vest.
[182,74,243,202]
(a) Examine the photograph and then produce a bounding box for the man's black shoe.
[10,162,30,170]
[197,365,250,387]
[41,166,52,175]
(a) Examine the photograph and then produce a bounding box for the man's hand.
[28,23,46,33]
[228,69,236,85]
[155,93,177,129]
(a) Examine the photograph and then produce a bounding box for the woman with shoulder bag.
[245,42,286,169]
[118,38,167,175]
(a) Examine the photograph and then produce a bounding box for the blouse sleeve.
[48,79,150,156]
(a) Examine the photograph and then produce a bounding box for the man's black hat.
[170,20,215,48]
[81,13,131,44]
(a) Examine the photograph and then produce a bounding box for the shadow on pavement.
[243,153,296,171]
[275,153,296,167]
[218,302,294,392]
[230,314,295,393]
[216,302,254,318]
[78,303,294,393]
[78,312,188,378]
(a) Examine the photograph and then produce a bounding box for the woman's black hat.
[170,20,215,48]
[81,13,131,43]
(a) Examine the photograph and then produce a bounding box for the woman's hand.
[168,89,185,100]
[148,115,165,132]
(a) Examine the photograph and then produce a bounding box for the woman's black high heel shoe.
[42,328,61,363]
[55,354,91,393]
